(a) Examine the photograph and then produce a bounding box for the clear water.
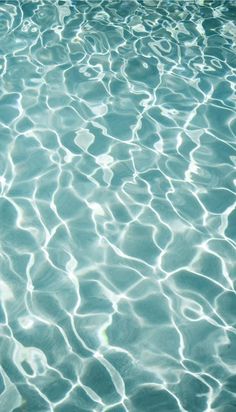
[0,0,236,411]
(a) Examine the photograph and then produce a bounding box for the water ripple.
[0,0,236,411]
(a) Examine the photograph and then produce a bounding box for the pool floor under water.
[0,0,236,411]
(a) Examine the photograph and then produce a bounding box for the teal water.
[0,0,236,411]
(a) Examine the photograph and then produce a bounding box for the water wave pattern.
[0,0,236,411]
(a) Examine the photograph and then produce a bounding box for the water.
[0,0,236,410]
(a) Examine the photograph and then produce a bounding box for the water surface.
[0,0,236,411]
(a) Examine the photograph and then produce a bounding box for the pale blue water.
[0,0,236,411]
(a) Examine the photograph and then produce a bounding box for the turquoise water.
[0,0,236,410]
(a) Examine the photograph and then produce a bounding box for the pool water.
[0,0,236,411]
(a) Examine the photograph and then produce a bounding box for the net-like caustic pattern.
[0,0,236,411]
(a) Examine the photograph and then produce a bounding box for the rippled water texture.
[0,0,236,411]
